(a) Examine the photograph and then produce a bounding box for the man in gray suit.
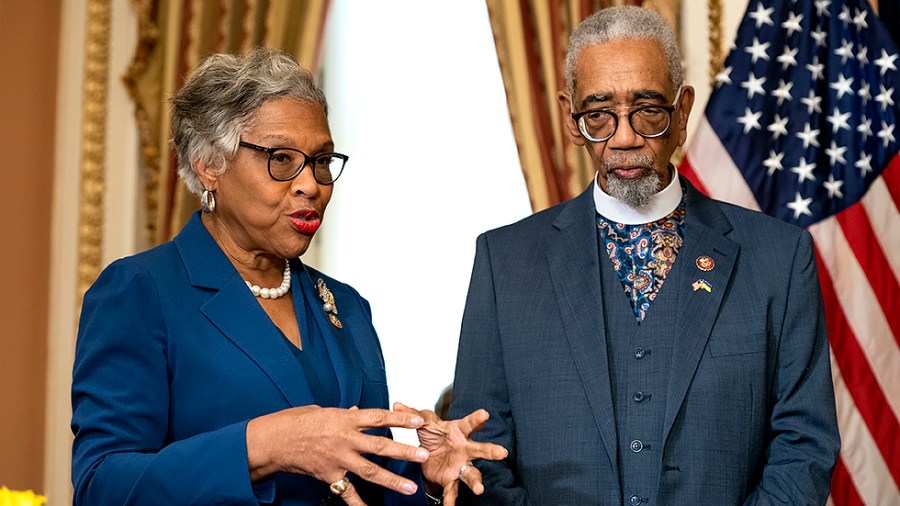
[449,6,839,505]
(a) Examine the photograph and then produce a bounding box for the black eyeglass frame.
[238,140,349,184]
[571,86,683,143]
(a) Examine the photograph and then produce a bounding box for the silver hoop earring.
[201,189,216,213]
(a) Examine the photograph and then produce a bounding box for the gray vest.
[599,238,680,506]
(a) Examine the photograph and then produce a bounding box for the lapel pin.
[696,255,715,271]
[692,279,712,293]
[317,278,343,329]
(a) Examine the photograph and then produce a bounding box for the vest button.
[633,347,646,359]
[629,494,643,505]
[630,439,644,453]
[633,391,646,402]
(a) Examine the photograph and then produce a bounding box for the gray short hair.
[171,47,328,195]
[565,6,684,96]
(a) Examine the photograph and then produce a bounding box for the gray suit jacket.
[450,179,839,505]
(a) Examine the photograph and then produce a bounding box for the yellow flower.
[0,487,47,506]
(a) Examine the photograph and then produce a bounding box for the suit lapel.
[201,274,318,407]
[546,187,620,475]
[661,182,739,442]
[298,266,364,409]
[175,213,317,408]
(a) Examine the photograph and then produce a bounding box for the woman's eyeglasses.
[239,141,349,184]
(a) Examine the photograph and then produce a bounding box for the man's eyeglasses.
[571,86,683,143]
[238,141,349,184]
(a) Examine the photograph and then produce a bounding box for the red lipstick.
[290,209,322,235]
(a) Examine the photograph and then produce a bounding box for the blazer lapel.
[175,213,317,408]
[546,187,620,476]
[298,266,364,409]
[661,182,739,442]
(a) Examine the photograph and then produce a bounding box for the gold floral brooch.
[317,278,342,329]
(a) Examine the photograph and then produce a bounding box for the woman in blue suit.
[71,48,505,506]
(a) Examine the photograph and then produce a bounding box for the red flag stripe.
[683,119,761,211]
[829,346,900,503]
[860,175,900,284]
[830,457,866,506]
[882,155,900,203]
[830,328,900,486]
[677,156,709,195]
[810,217,900,412]
[820,254,900,487]
[835,206,900,344]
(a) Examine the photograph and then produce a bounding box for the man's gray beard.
[607,170,662,208]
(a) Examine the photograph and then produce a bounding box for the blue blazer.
[72,213,426,505]
[449,179,840,505]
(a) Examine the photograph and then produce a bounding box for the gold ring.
[458,464,469,480]
[329,477,350,495]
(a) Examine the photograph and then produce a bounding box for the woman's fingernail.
[403,482,418,494]
[416,449,429,460]
[410,416,424,426]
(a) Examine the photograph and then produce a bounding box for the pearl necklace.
[245,259,291,299]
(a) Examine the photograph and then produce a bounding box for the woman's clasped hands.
[246,403,508,506]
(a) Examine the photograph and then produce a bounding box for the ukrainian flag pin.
[692,279,712,293]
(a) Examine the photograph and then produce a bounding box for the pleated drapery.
[123,0,331,245]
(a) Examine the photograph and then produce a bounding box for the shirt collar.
[593,166,683,224]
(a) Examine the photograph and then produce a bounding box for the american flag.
[679,0,900,503]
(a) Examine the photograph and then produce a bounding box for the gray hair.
[171,47,328,195]
[565,6,684,96]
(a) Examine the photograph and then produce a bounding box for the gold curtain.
[123,0,331,246]
[486,0,680,212]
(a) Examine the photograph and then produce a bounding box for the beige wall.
[0,0,62,493]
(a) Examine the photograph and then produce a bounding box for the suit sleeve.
[744,231,840,505]
[71,261,261,506]
[449,234,530,506]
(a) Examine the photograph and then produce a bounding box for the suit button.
[633,347,646,359]
[629,494,642,505]
[630,439,644,453]
[633,391,646,402]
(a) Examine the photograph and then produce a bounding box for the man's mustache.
[604,154,654,172]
